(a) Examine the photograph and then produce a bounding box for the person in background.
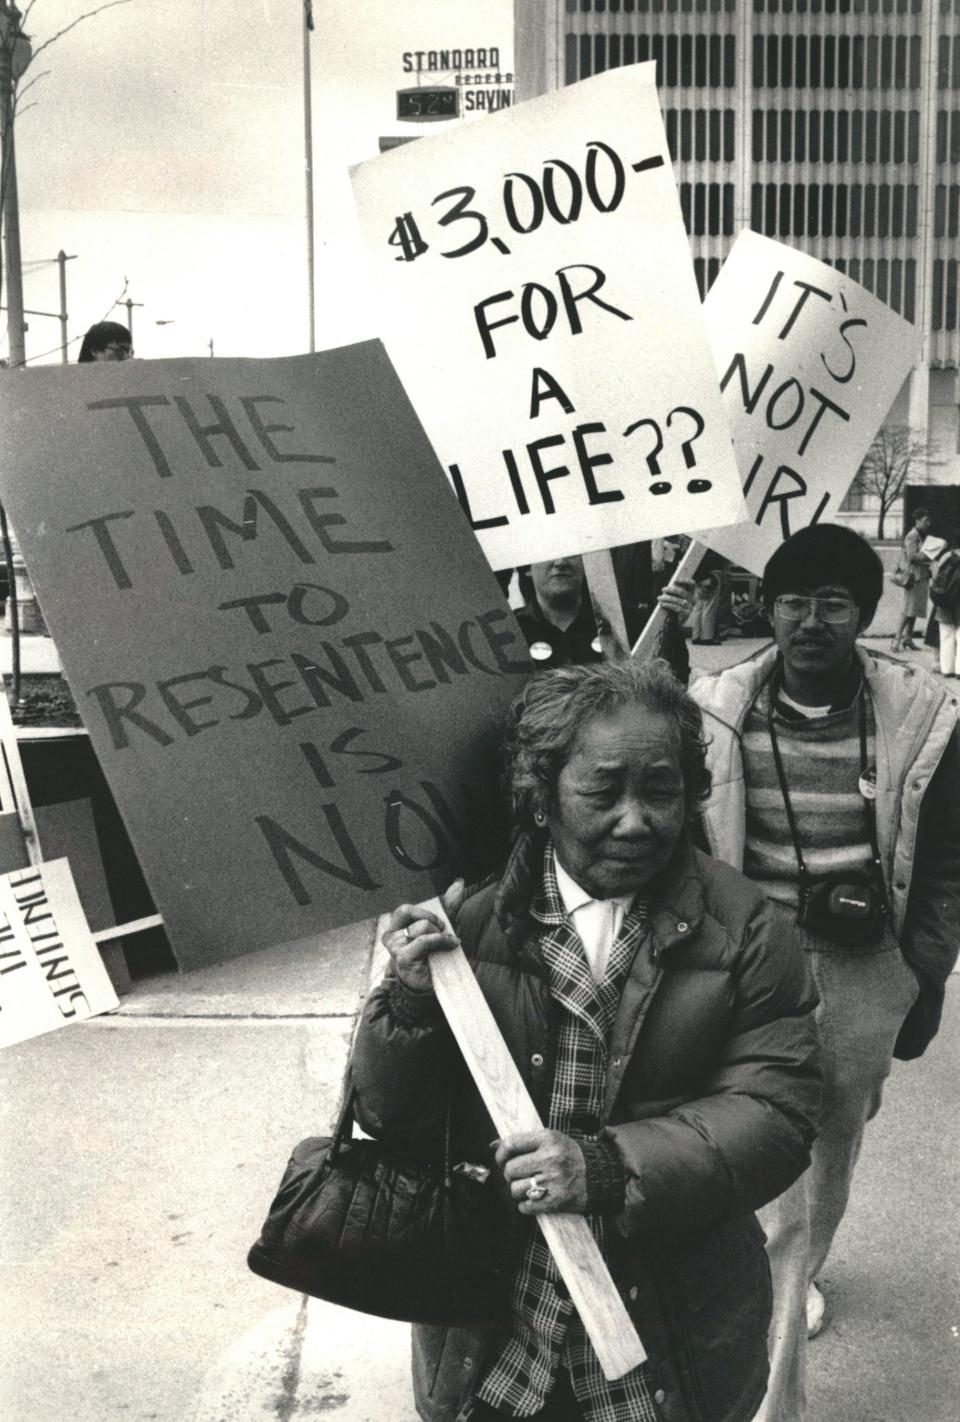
[687,551,733,647]
[649,535,682,598]
[515,553,691,681]
[356,659,821,1422]
[891,507,932,652]
[691,523,960,1422]
[515,558,602,668]
[610,540,691,682]
[77,320,133,362]
[930,528,960,678]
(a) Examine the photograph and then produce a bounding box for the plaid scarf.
[474,848,655,1422]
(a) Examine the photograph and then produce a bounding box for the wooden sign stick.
[92,914,164,945]
[582,549,629,656]
[630,537,707,660]
[0,683,40,862]
[420,896,647,1381]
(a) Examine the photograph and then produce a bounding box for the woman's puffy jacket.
[351,835,822,1422]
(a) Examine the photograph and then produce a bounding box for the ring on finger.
[393,926,412,945]
[526,1175,548,1202]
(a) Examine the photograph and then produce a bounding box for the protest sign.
[0,858,118,1048]
[699,232,919,574]
[350,62,746,572]
[0,346,530,971]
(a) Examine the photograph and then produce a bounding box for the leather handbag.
[891,560,914,589]
[247,1086,514,1327]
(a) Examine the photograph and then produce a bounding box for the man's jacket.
[350,837,821,1422]
[691,644,960,1058]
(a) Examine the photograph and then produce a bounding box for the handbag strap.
[331,1074,454,1181]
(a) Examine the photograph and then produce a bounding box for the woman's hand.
[494,1129,588,1215]
[657,576,696,621]
[382,878,465,993]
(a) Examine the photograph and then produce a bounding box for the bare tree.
[1,1,133,321]
[849,425,939,541]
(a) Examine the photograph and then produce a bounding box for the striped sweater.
[742,684,876,911]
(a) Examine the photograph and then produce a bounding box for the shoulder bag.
[890,556,914,589]
[247,1085,515,1327]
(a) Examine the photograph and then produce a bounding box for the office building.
[516,0,960,531]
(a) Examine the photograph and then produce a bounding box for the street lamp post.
[0,4,31,369]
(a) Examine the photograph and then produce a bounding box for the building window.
[932,260,960,330]
[692,257,723,300]
[839,481,867,512]
[938,34,960,88]
[850,185,862,237]
[877,183,890,236]
[936,111,960,165]
[795,109,807,160]
[890,259,903,314]
[935,185,960,239]
[680,182,736,234]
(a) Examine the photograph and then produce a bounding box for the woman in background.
[77,321,133,362]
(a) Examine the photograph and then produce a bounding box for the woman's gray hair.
[505,658,712,826]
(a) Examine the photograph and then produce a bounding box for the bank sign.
[398,43,514,119]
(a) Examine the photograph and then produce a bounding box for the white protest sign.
[0,858,118,1048]
[699,232,919,574]
[350,63,746,571]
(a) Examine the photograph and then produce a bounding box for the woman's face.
[546,704,687,899]
[92,342,133,361]
[530,556,584,602]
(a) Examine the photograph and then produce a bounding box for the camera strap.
[766,680,890,914]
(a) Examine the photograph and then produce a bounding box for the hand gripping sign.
[414,897,647,1382]
[350,63,746,572]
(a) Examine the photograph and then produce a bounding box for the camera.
[797,873,886,947]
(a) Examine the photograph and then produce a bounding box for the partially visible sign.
[0,345,528,971]
[0,859,117,1049]
[351,63,747,572]
[699,232,919,574]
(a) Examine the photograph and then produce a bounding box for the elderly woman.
[350,660,821,1422]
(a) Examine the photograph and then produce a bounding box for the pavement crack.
[275,1294,309,1422]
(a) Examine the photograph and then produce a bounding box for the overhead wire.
[15,277,130,368]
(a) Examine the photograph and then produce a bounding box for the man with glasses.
[690,524,960,1422]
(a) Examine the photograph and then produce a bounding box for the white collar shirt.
[553,853,635,983]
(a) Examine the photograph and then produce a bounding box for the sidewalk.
[0,627,62,675]
[2,630,958,1422]
[4,914,959,1422]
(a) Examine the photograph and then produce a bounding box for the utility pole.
[57,250,76,363]
[0,4,31,369]
[208,337,214,357]
[122,296,143,344]
[303,0,315,352]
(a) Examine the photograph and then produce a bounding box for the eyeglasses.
[774,595,858,625]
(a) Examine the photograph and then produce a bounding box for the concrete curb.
[184,1299,415,1422]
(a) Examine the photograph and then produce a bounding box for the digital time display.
[397,87,459,122]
